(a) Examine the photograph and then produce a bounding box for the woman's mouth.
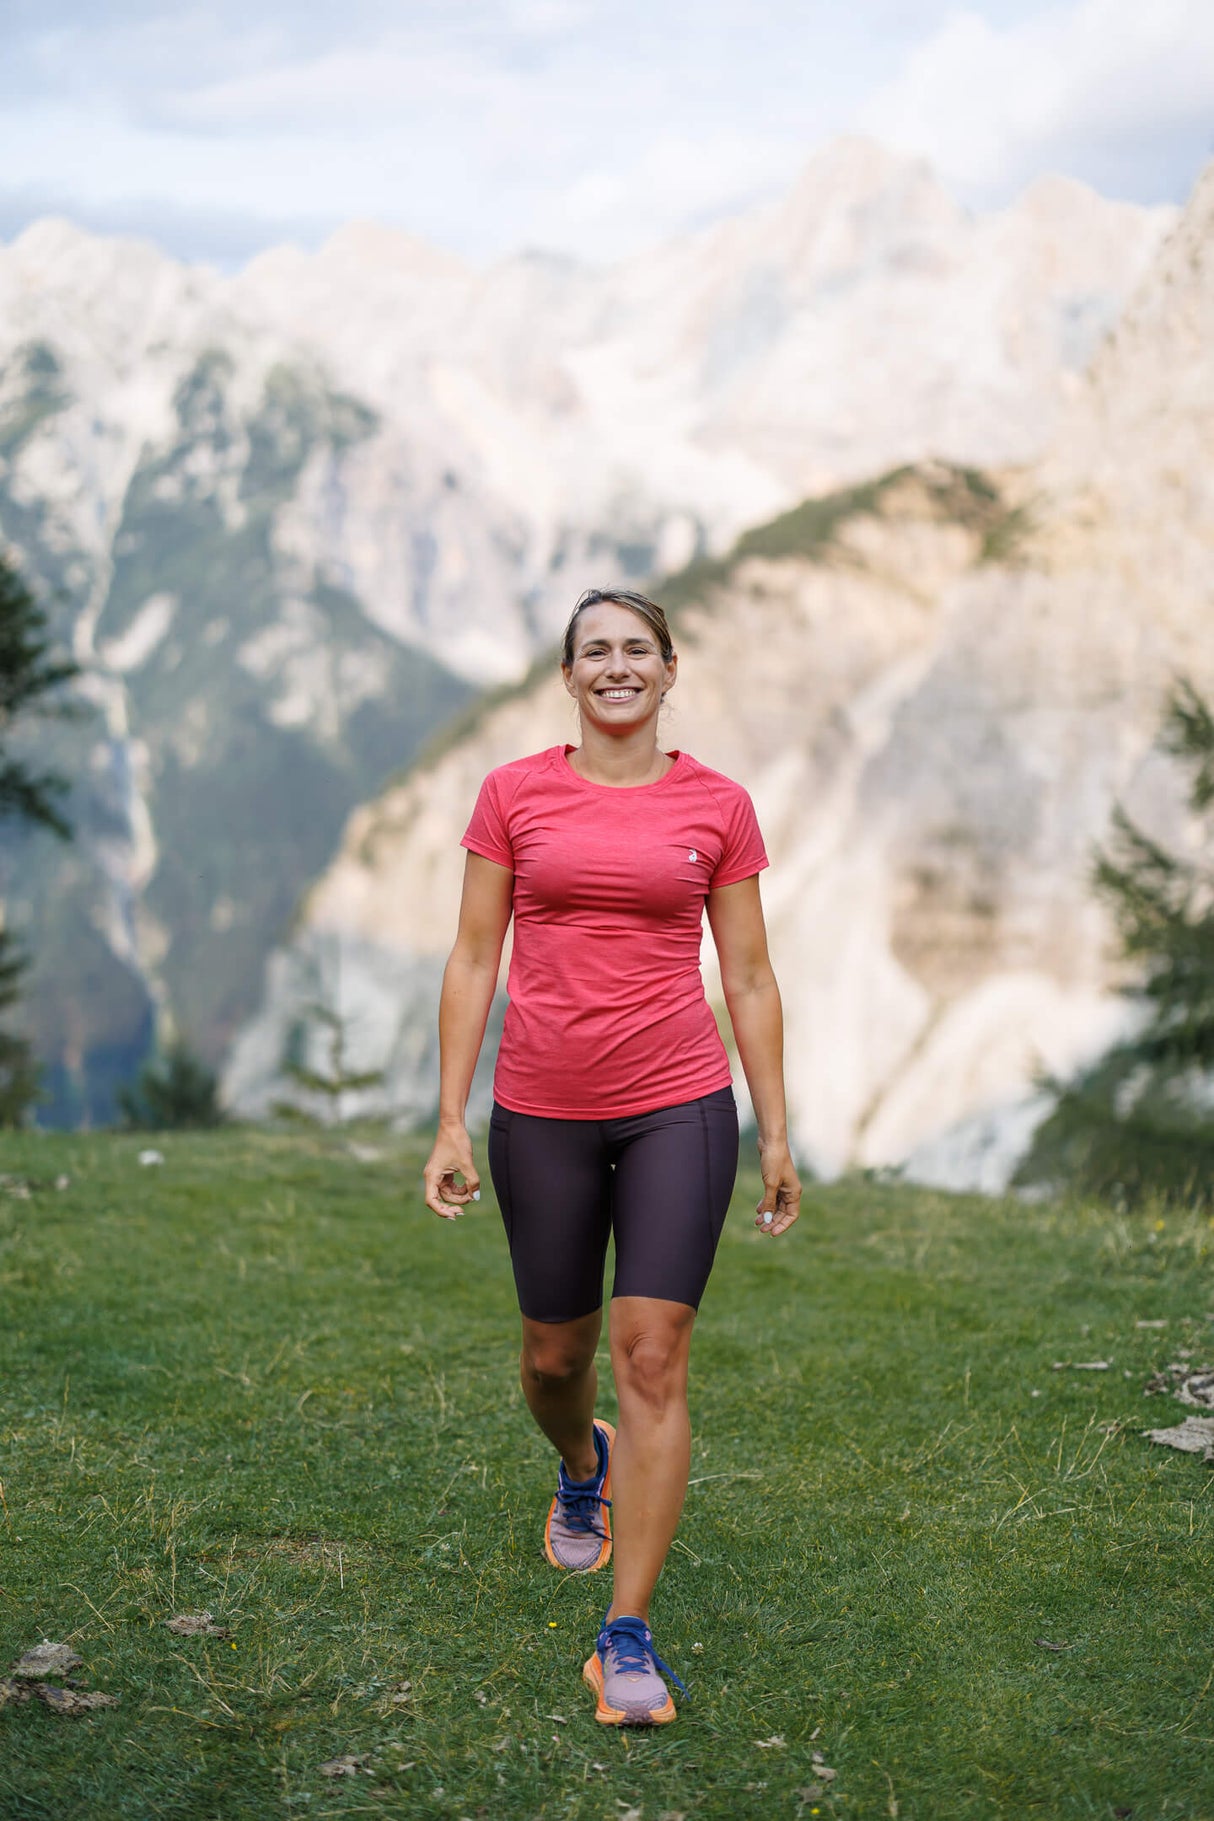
[596,687,641,700]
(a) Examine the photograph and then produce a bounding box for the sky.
[3,0,1213,270]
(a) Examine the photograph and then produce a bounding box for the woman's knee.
[521,1314,599,1384]
[611,1311,692,1412]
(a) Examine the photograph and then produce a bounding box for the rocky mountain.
[225,160,1214,1187]
[0,247,479,1120]
[232,138,1171,569]
[0,138,1174,1123]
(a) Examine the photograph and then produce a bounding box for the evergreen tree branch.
[1162,678,1214,811]
[1019,674,1214,1206]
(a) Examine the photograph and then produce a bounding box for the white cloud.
[160,42,501,131]
[859,0,1214,202]
[503,0,596,34]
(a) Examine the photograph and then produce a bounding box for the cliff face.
[0,142,1178,1121]
[225,164,1214,1184]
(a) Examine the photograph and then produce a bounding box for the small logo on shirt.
[688,849,698,863]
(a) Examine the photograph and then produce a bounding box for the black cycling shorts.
[487,1085,740,1323]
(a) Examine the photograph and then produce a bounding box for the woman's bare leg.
[519,1309,603,1482]
[605,1295,696,1622]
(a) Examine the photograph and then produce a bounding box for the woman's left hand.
[754,1139,801,1237]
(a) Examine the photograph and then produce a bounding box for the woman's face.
[562,602,677,733]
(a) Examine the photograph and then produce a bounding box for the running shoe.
[544,1418,614,1572]
[583,1612,686,1726]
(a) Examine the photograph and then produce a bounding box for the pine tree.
[0,929,43,1127]
[1018,680,1214,1206]
[0,556,82,1126]
[117,1039,226,1131]
[0,557,80,837]
[275,1003,387,1126]
[271,940,386,1127]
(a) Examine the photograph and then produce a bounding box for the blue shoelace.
[555,1463,611,1537]
[600,1615,688,1696]
[556,1433,611,1538]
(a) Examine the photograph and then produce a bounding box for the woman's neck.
[568,722,672,787]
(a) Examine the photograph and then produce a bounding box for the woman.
[423,586,800,1727]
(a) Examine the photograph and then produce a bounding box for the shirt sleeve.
[460,769,515,869]
[710,782,769,888]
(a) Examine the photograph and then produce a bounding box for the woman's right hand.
[423,1121,481,1220]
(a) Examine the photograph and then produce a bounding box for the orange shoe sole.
[582,1647,677,1726]
[543,1418,615,1572]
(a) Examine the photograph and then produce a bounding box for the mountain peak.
[6,214,179,281]
[318,218,471,283]
[767,134,967,282]
[779,134,957,217]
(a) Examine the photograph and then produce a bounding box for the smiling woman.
[422,583,800,1727]
[560,588,677,782]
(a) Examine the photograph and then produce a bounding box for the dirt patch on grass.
[224,1534,379,1576]
[264,1536,361,1568]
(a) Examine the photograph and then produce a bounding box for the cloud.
[157,44,483,132]
[859,0,1214,203]
[0,9,294,109]
[503,0,596,34]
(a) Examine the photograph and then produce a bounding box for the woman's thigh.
[488,1104,613,1323]
[608,1087,740,1309]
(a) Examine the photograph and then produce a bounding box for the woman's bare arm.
[706,874,801,1236]
[422,852,514,1219]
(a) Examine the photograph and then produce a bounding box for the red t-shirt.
[460,745,768,1118]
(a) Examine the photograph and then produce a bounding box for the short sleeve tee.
[461,745,768,1119]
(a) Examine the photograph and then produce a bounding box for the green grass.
[1,1129,1212,1819]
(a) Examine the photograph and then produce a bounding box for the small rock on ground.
[33,1685,120,1715]
[165,1612,231,1637]
[12,1643,83,1679]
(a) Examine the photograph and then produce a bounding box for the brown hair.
[561,588,674,667]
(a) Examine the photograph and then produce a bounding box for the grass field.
[1,1127,1212,1820]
